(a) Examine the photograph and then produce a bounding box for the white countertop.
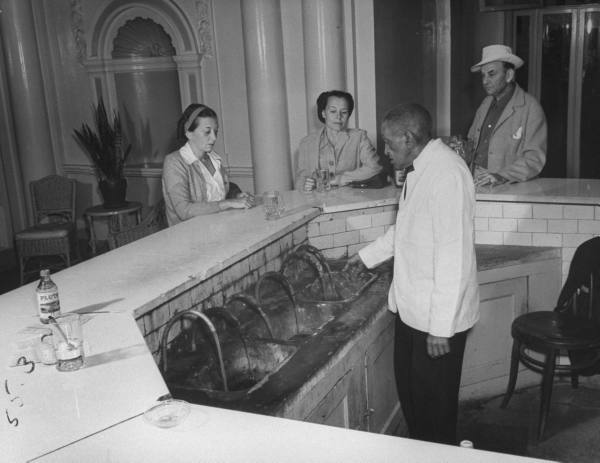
[476,178,600,205]
[1,186,560,462]
[1,191,319,462]
[309,178,600,212]
[34,403,552,463]
[311,185,401,212]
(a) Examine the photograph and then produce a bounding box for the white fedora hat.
[470,44,524,72]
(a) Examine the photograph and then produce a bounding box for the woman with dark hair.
[162,103,254,226]
[295,90,381,191]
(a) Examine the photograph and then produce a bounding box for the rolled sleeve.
[338,130,382,185]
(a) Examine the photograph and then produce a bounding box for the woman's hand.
[220,195,254,210]
[329,174,342,187]
[303,177,316,192]
[237,191,255,202]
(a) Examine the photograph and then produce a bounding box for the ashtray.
[143,399,191,428]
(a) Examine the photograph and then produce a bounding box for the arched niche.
[83,0,208,167]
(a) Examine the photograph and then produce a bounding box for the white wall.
[19,0,377,207]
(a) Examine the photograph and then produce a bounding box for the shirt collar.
[319,127,349,148]
[180,142,221,165]
[494,82,515,104]
[412,138,441,172]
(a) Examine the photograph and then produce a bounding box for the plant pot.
[99,178,127,208]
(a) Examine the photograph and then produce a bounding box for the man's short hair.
[382,103,432,146]
[502,62,516,71]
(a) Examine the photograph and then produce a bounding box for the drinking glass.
[263,191,283,220]
[316,169,330,192]
[50,313,85,372]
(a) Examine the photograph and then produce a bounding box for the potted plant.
[73,98,132,208]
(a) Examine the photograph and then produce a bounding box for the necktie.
[403,164,414,200]
[201,153,216,176]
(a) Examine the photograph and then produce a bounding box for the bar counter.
[0,185,567,462]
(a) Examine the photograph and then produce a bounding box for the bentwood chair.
[14,175,78,285]
[500,237,600,441]
[107,198,166,250]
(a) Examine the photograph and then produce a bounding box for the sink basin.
[160,249,387,404]
[165,337,298,401]
[296,269,378,304]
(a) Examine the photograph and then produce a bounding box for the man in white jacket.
[346,103,479,445]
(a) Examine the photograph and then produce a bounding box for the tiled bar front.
[475,201,600,279]
[305,187,600,282]
[135,224,309,360]
[307,204,398,258]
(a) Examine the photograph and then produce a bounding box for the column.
[241,0,292,193]
[0,0,55,221]
[302,0,346,131]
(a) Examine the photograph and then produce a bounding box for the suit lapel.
[493,85,524,133]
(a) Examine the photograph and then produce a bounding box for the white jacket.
[359,139,480,337]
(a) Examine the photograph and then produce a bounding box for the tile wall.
[135,224,308,361]
[307,205,398,258]
[307,200,594,283]
[475,202,600,279]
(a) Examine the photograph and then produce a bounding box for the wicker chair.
[107,198,167,250]
[14,175,77,285]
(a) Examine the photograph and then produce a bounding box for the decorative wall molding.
[227,166,254,178]
[70,0,87,64]
[195,0,213,58]
[112,17,176,58]
[63,163,96,177]
[64,163,254,180]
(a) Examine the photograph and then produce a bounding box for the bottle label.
[37,290,60,321]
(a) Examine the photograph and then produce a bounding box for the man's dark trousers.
[394,316,468,445]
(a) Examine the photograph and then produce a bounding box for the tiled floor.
[458,381,600,462]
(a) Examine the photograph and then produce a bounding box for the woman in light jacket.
[162,103,253,226]
[295,90,381,191]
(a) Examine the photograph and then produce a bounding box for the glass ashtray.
[143,399,191,428]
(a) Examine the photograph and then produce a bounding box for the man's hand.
[474,167,507,187]
[343,253,367,280]
[426,335,450,359]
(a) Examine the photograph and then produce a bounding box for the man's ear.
[506,68,515,83]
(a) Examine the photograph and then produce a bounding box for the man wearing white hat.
[467,44,547,186]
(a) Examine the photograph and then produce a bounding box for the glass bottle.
[36,269,61,323]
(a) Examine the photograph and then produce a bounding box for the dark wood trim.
[479,0,543,12]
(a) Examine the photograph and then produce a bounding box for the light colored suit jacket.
[468,84,547,182]
[294,127,381,189]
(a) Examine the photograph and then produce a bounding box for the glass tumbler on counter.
[263,191,283,220]
[50,313,85,372]
[316,169,330,192]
